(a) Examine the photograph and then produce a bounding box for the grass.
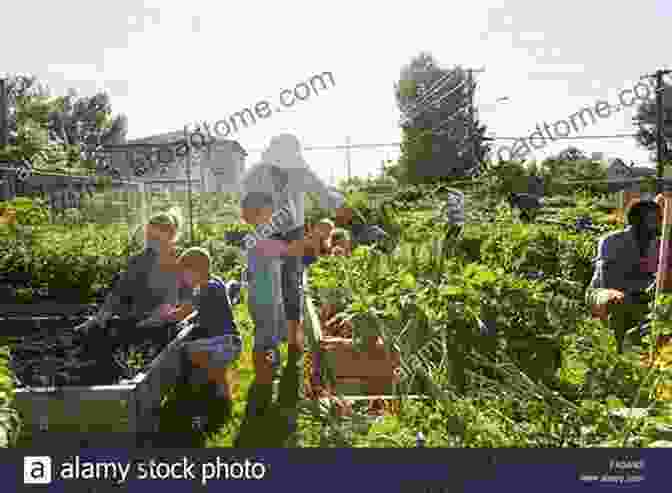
[197,294,407,448]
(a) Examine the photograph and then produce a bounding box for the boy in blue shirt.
[176,247,242,439]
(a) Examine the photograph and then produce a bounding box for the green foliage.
[0,197,50,226]
[4,179,672,449]
[394,52,489,184]
[0,346,20,447]
[0,73,126,173]
[633,83,672,156]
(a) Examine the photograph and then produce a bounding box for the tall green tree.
[633,83,672,162]
[541,146,607,195]
[1,75,68,168]
[48,89,127,167]
[1,74,127,172]
[394,52,490,184]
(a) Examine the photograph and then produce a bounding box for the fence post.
[0,78,7,151]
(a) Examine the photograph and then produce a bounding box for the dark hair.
[627,201,659,225]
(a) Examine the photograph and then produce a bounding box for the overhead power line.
[246,133,641,153]
[403,71,457,114]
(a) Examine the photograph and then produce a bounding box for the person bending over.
[586,198,661,353]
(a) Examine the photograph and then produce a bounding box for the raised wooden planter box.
[11,318,195,448]
[303,274,400,402]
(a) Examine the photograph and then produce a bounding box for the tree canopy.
[393,52,490,184]
[1,74,127,174]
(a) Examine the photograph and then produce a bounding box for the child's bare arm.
[285,234,321,257]
[173,303,195,322]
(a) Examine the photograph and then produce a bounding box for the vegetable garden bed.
[302,274,405,416]
[4,314,195,447]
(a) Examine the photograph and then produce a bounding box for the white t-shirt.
[239,162,344,235]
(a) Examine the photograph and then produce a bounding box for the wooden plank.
[0,303,93,316]
[14,385,135,402]
[0,317,87,335]
[305,278,402,396]
[331,394,428,401]
[303,273,323,349]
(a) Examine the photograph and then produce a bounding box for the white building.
[107,130,247,194]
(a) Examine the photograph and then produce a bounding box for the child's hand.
[335,207,353,226]
[331,245,347,256]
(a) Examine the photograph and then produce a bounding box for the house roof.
[606,158,656,177]
[125,130,247,156]
[607,158,629,170]
[630,167,656,177]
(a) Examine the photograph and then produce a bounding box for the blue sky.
[3,0,671,183]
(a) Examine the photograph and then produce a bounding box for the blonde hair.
[178,246,211,273]
[146,206,183,241]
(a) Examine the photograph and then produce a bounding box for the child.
[238,135,352,446]
[234,191,317,447]
[176,247,241,438]
[235,192,287,447]
[302,219,335,266]
[314,219,335,254]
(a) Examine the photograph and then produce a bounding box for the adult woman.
[74,208,185,382]
[77,208,184,332]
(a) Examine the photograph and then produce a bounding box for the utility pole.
[0,78,7,151]
[465,68,484,176]
[466,69,476,176]
[345,136,352,181]
[183,126,194,244]
[643,69,672,193]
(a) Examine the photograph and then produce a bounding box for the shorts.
[247,251,286,353]
[183,334,243,369]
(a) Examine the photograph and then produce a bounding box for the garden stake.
[416,431,425,447]
[655,192,672,299]
[651,191,672,362]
